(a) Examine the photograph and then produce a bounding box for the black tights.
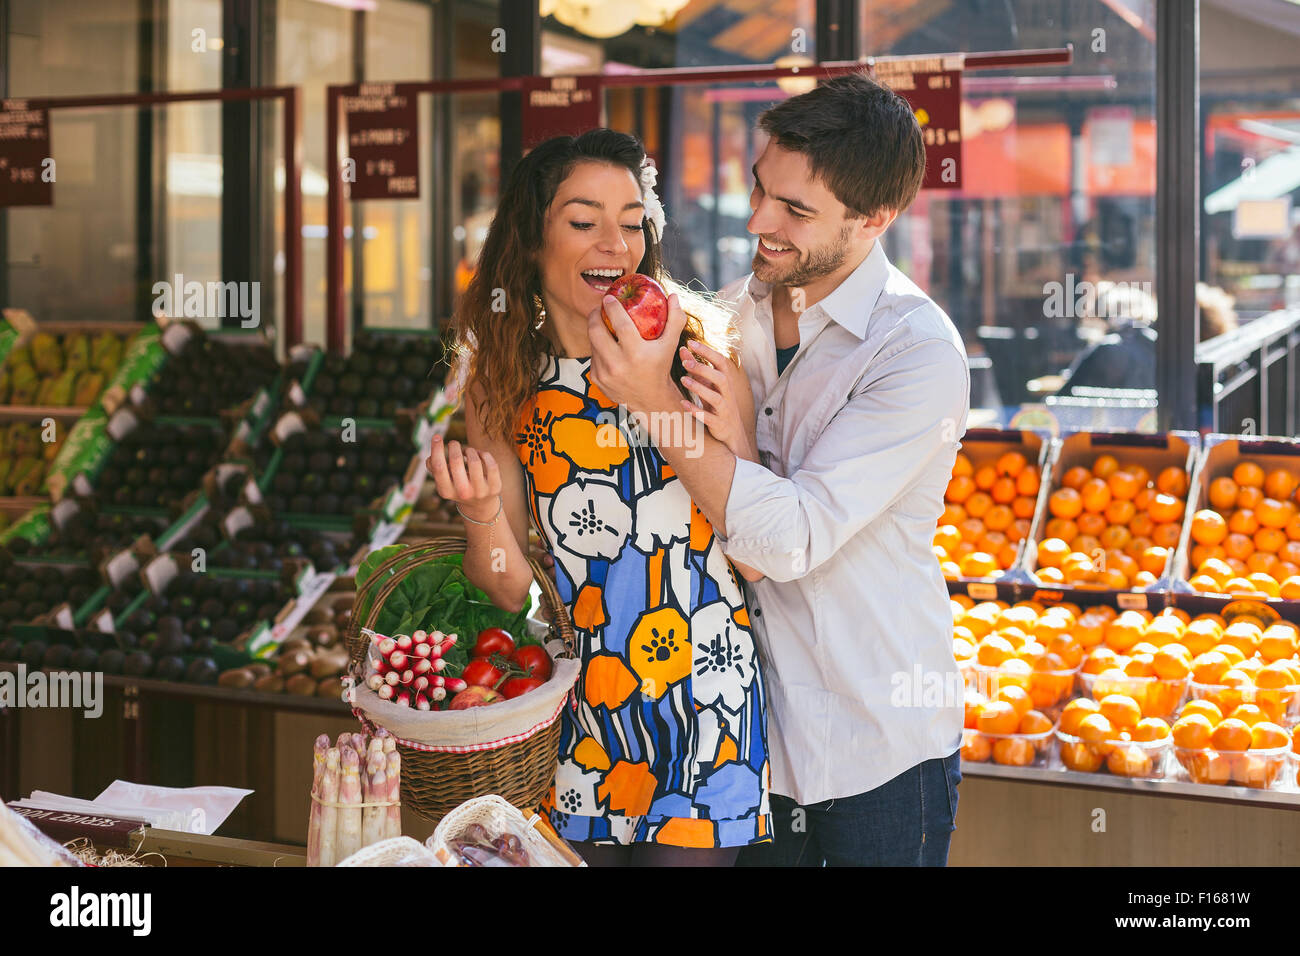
[575,841,740,867]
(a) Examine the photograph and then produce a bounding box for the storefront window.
[1200,0,1300,329]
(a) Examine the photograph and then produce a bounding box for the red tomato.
[510,645,552,681]
[461,658,503,688]
[471,627,515,658]
[500,677,544,699]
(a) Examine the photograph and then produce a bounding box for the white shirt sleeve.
[720,336,969,582]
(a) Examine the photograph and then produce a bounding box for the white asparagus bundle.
[317,748,341,867]
[362,752,387,848]
[306,733,330,867]
[337,747,364,861]
[385,750,402,840]
[351,732,366,755]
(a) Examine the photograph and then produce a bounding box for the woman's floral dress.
[518,354,771,848]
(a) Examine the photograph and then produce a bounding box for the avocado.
[68,647,100,671]
[99,649,125,674]
[185,658,219,684]
[154,655,185,681]
[20,641,48,667]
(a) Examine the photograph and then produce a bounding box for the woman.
[425,129,770,866]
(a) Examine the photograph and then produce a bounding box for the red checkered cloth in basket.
[352,696,565,754]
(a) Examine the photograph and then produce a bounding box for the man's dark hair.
[758,71,925,219]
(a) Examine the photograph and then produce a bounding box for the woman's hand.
[425,433,501,522]
[678,340,759,462]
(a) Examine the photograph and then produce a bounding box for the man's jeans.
[739,750,961,866]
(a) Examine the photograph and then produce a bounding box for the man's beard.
[751,221,855,288]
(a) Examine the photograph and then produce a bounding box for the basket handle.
[346,537,576,672]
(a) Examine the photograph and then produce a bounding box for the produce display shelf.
[0,404,91,420]
[960,757,1300,810]
[0,662,350,715]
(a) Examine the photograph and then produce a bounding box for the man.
[590,72,969,865]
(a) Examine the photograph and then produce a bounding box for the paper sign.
[344,84,420,201]
[0,99,53,207]
[872,56,963,191]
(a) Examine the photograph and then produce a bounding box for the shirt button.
[764,407,773,416]
[754,607,762,617]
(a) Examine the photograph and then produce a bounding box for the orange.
[997,684,1034,718]
[1129,512,1156,539]
[953,453,974,478]
[1257,497,1291,529]
[1224,533,1255,562]
[1092,454,1120,479]
[963,690,987,728]
[935,524,963,553]
[1080,478,1112,513]
[1190,509,1228,545]
[961,731,991,762]
[1265,468,1298,500]
[996,543,1020,570]
[1100,524,1133,553]
[991,737,1036,766]
[1134,487,1156,512]
[940,503,967,526]
[1061,740,1106,772]
[1230,703,1267,726]
[1139,546,1170,576]
[1072,615,1105,648]
[1156,466,1190,497]
[940,561,961,579]
[1045,518,1079,541]
[1104,499,1137,527]
[1250,721,1289,750]
[1172,714,1215,749]
[1108,470,1141,501]
[1037,538,1070,570]
[1210,718,1253,752]
[1107,745,1153,777]
[1105,612,1148,653]
[1037,566,1065,584]
[976,635,1015,667]
[1246,573,1281,597]
[1076,511,1108,538]
[1228,509,1260,536]
[1209,476,1240,510]
[1191,544,1227,569]
[1016,468,1041,497]
[1151,523,1181,550]
[1018,709,1053,735]
[1192,651,1232,685]
[974,465,997,491]
[1082,647,1120,676]
[1211,643,1247,666]
[1279,541,1300,566]
[1046,633,1084,670]
[996,450,1027,478]
[991,476,1018,505]
[1254,527,1287,554]
[1246,551,1280,577]
[1100,567,1131,589]
[1125,654,1157,678]
[1077,713,1117,752]
[1199,558,1233,589]
[1152,646,1192,680]
[959,518,986,543]
[1181,699,1223,723]
[1221,621,1261,657]
[1281,576,1300,599]
[1060,698,1103,735]
[1049,487,1084,520]
[1287,515,1300,541]
[1144,615,1185,645]
[1190,751,1233,785]
[1012,518,1033,541]
[1236,485,1264,511]
[959,551,999,579]
[976,700,1021,736]
[1259,628,1299,663]
[1148,493,1185,524]
[1255,659,1298,689]
[1061,466,1092,490]
[1127,465,1152,490]
[1132,717,1171,741]
[1233,461,1265,489]
[964,492,993,519]
[1100,693,1142,729]
[1215,669,1255,713]
[946,474,975,503]
[1011,495,1037,519]
[1072,535,1102,558]
[983,504,1014,532]
[1293,725,1300,755]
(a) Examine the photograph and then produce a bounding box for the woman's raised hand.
[426,433,502,522]
[678,340,758,461]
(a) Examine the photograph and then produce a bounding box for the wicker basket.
[345,537,576,825]
[428,794,584,867]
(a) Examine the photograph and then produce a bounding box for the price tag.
[241,478,263,506]
[52,603,75,630]
[141,553,179,595]
[251,389,271,419]
[288,343,317,364]
[51,498,79,530]
[129,383,149,408]
[1032,589,1065,604]
[271,411,306,445]
[102,549,139,589]
[160,321,194,355]
[247,622,276,658]
[222,506,255,540]
[966,582,999,601]
[412,415,434,450]
[72,472,94,498]
[1117,592,1149,611]
[93,609,115,634]
[106,407,139,442]
[382,486,407,522]
[287,380,307,408]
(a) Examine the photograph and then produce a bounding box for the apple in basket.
[449,685,503,709]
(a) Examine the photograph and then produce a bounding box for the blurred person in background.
[1059,280,1157,396]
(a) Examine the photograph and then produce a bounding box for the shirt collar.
[740,240,890,341]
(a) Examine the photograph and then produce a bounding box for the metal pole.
[1155,0,1199,432]
[284,86,303,347]
[326,86,345,353]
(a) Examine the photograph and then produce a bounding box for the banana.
[8,344,32,368]
[63,332,90,372]
[10,456,45,496]
[46,369,77,406]
[73,370,104,406]
[92,332,123,375]
[31,332,63,376]
[0,458,11,494]
[8,422,37,458]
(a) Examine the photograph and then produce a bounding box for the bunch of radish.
[364,629,467,710]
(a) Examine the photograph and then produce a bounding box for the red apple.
[602,273,668,340]
[448,685,503,709]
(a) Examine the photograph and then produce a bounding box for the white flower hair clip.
[640,158,666,240]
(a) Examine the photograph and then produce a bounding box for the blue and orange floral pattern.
[520,355,771,847]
